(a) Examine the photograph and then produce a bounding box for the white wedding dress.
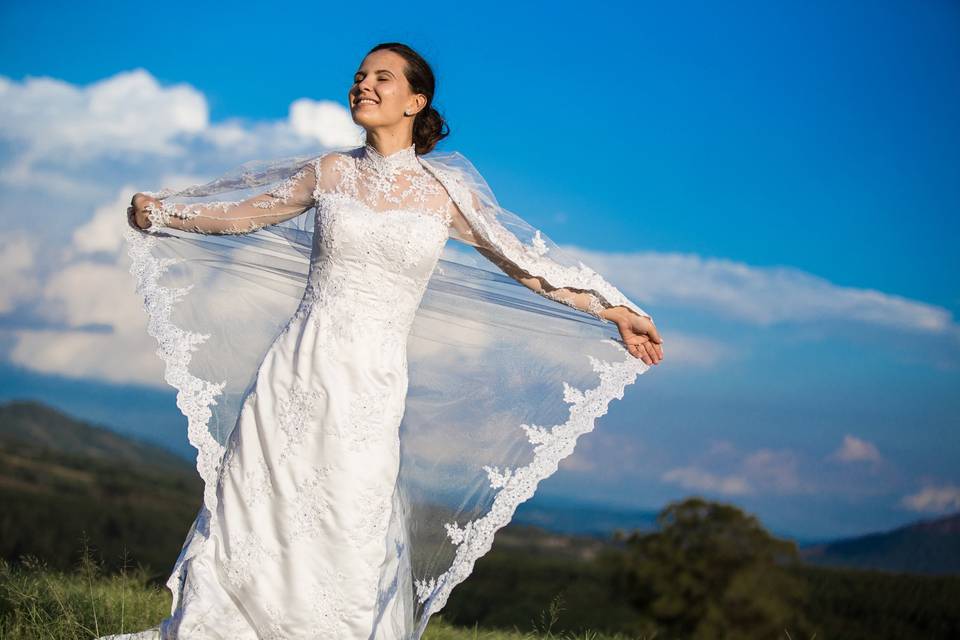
[102,142,655,639]
[165,145,456,638]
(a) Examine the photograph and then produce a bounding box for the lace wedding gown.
[102,142,654,639]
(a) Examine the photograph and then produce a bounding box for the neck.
[364,128,415,156]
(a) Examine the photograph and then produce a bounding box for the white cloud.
[900,484,960,514]
[830,434,882,464]
[648,331,731,368]
[0,69,362,194]
[10,327,162,386]
[743,448,804,492]
[661,466,753,496]
[660,443,812,498]
[0,231,39,313]
[70,187,138,256]
[562,431,645,477]
[288,98,364,148]
[7,248,162,385]
[0,69,207,165]
[561,247,957,337]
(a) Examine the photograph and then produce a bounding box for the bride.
[108,42,663,639]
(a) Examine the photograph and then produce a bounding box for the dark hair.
[367,42,450,155]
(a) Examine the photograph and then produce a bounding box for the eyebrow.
[354,69,396,77]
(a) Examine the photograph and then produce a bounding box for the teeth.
[357,98,377,105]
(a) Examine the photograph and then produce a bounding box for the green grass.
[0,542,665,640]
[0,538,167,640]
[0,542,818,640]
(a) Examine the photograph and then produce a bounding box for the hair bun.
[414,106,450,155]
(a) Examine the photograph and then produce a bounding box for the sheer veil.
[125,144,654,637]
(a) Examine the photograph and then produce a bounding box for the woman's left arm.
[447,196,664,366]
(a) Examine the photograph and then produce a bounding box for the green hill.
[3,398,959,639]
[0,399,202,578]
[801,511,960,575]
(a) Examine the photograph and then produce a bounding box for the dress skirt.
[162,300,411,639]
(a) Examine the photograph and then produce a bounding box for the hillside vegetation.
[3,399,959,639]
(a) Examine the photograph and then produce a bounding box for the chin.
[352,111,383,128]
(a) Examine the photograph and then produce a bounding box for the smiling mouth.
[354,97,378,107]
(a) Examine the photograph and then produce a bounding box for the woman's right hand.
[127,193,159,230]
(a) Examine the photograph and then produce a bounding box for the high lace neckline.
[359,142,420,174]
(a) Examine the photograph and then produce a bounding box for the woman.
[109,42,662,639]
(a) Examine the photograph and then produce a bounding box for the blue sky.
[1,0,958,541]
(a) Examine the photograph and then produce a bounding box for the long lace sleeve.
[143,159,319,235]
[442,175,653,324]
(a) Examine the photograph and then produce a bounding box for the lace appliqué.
[541,289,607,320]
[293,193,450,351]
[144,200,238,226]
[356,142,420,175]
[308,569,350,637]
[276,381,325,463]
[252,166,310,209]
[348,484,392,550]
[260,602,287,640]
[288,464,334,541]
[223,530,281,590]
[339,391,388,451]
[223,453,274,510]
[324,144,453,224]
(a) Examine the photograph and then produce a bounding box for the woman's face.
[349,50,425,131]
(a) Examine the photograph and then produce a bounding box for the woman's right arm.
[128,160,319,234]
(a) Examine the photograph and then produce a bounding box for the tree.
[606,497,812,639]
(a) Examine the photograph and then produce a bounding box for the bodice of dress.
[291,143,455,350]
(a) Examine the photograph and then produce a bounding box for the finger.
[643,341,659,365]
[633,342,652,364]
[640,346,652,365]
[628,341,643,360]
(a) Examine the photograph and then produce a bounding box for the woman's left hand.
[604,307,664,365]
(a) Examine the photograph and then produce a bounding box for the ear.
[405,93,428,117]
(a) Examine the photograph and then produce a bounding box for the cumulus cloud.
[0,69,362,194]
[7,241,162,385]
[69,187,138,256]
[900,484,960,514]
[660,441,812,498]
[830,434,882,464]
[0,231,39,313]
[288,98,364,147]
[0,68,369,386]
[562,247,958,337]
[742,448,804,492]
[0,70,206,160]
[561,431,645,477]
[661,466,752,496]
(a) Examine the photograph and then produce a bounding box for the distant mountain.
[512,493,658,539]
[0,398,190,472]
[801,511,960,575]
[7,397,957,581]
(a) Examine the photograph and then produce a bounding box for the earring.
[403,110,411,116]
